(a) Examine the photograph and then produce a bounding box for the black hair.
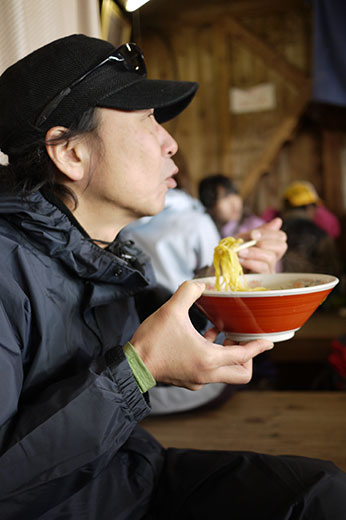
[0,107,100,208]
[199,173,238,209]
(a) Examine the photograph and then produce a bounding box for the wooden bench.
[141,391,346,472]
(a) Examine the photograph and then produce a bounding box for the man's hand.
[130,281,274,390]
[237,217,287,273]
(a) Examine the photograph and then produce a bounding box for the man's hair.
[199,174,238,209]
[0,107,100,206]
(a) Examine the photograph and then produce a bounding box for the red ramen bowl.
[194,273,339,342]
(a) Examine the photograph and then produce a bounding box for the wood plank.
[226,0,310,17]
[219,14,309,89]
[141,2,313,199]
[239,85,311,198]
[147,9,311,89]
[141,391,346,471]
[211,28,233,174]
[175,26,207,190]
[143,1,310,26]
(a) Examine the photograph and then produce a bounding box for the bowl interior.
[194,272,339,297]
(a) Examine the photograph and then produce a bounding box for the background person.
[123,172,286,413]
[280,180,342,276]
[122,185,220,295]
[122,182,229,415]
[199,173,265,237]
[262,179,342,240]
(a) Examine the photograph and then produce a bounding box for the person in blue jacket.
[0,34,345,519]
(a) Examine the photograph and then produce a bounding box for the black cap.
[0,34,198,155]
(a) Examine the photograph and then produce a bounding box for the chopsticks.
[234,239,257,253]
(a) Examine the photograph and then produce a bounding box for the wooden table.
[141,391,346,471]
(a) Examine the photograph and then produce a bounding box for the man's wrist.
[123,341,156,393]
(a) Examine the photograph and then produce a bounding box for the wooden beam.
[222,0,310,17]
[143,7,310,90]
[239,85,311,199]
[210,30,233,173]
[142,0,310,25]
[219,14,309,89]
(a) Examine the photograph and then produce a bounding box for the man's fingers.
[238,247,277,273]
[238,227,288,270]
[203,339,274,384]
[168,280,205,312]
[212,361,254,385]
[204,326,220,342]
[259,217,283,231]
[218,338,274,364]
[238,245,276,262]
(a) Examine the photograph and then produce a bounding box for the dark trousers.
[146,449,346,519]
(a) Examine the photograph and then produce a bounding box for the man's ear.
[45,127,87,182]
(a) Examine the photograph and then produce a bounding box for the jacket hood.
[0,190,154,288]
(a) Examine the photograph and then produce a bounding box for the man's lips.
[166,176,177,189]
[165,166,178,189]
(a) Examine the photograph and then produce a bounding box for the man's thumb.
[170,280,206,310]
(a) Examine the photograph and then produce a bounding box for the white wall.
[0,0,101,163]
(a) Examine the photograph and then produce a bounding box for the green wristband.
[123,341,156,393]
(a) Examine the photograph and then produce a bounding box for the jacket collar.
[0,190,154,288]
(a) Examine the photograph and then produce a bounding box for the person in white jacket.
[123,187,286,413]
[123,188,220,293]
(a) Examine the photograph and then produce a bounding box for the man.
[0,34,345,519]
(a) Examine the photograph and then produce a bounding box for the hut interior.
[132,2,346,464]
[0,0,344,477]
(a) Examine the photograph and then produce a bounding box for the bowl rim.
[194,272,339,298]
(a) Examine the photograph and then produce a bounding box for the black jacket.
[0,191,163,519]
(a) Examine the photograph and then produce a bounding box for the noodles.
[213,237,246,291]
[213,236,266,292]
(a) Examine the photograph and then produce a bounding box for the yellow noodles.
[213,236,266,292]
[213,237,246,291]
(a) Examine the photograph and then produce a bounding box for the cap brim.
[97,77,199,123]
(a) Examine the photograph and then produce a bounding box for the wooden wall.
[137,0,345,222]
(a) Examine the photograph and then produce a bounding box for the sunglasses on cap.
[36,42,146,127]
